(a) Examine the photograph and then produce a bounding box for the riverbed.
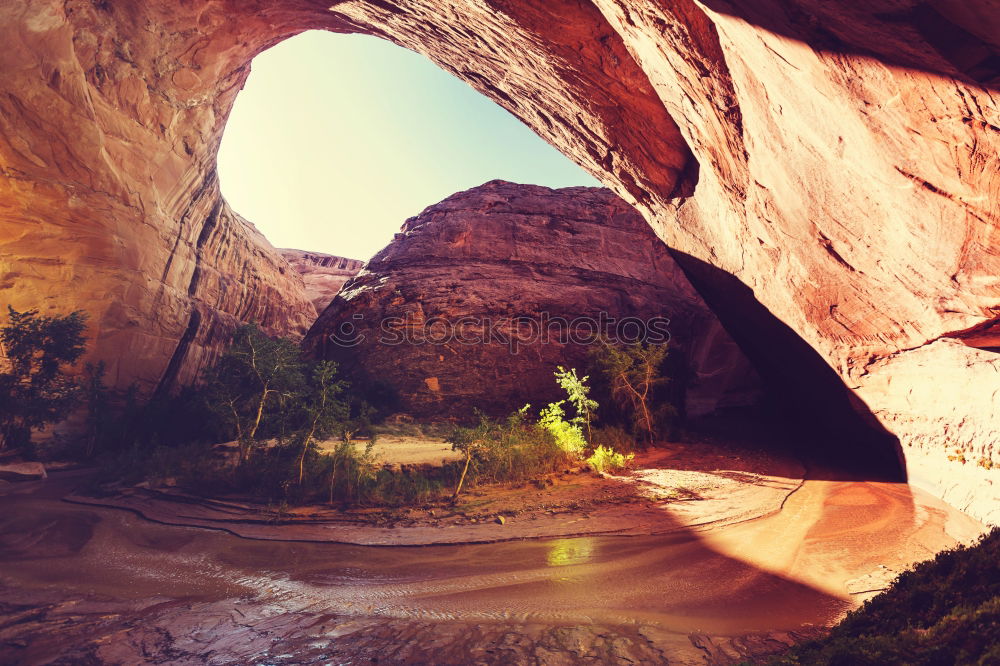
[0,467,984,664]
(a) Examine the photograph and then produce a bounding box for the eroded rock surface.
[306,181,759,418]
[280,249,363,316]
[0,1,317,394]
[0,1,997,518]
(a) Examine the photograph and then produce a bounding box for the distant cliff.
[280,250,364,316]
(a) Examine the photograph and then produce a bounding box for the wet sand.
[0,462,985,664]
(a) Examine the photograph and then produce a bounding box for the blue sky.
[217,31,600,260]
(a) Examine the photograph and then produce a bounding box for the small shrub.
[537,367,597,453]
[553,366,597,440]
[94,441,220,490]
[366,466,446,506]
[538,400,587,454]
[585,445,634,474]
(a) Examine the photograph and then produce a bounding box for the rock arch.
[1,1,998,519]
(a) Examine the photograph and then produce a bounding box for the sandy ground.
[316,434,464,467]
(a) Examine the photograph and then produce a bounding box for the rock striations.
[0,1,997,520]
[305,181,759,418]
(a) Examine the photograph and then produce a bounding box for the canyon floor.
[0,434,987,665]
[65,435,818,546]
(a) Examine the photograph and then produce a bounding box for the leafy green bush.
[536,366,597,454]
[538,400,588,454]
[764,527,1000,665]
[448,406,571,498]
[366,465,447,506]
[585,444,634,474]
[554,366,597,439]
[93,441,221,490]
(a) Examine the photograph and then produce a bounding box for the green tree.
[294,360,348,485]
[590,341,672,447]
[204,323,306,465]
[537,367,595,454]
[553,366,598,440]
[448,410,491,501]
[0,307,87,451]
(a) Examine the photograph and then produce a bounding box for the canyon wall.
[306,180,760,418]
[0,1,997,520]
[280,249,364,316]
[0,1,319,393]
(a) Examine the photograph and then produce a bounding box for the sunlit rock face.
[280,250,364,316]
[305,181,760,418]
[0,1,317,392]
[0,1,998,519]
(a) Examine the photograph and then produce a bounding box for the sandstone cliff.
[0,1,317,393]
[305,181,759,418]
[280,249,364,316]
[0,1,997,520]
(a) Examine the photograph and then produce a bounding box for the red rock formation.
[0,1,997,519]
[305,181,759,418]
[280,249,364,316]
[0,1,318,393]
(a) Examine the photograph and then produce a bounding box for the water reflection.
[546,537,595,567]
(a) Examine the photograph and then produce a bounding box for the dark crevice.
[668,154,700,199]
[943,315,1000,351]
[196,201,222,250]
[153,308,202,398]
[187,267,201,296]
[362,0,406,15]
[160,174,216,283]
[818,232,856,272]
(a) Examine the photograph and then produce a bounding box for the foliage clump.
[0,307,87,453]
[86,323,390,505]
[538,366,596,455]
[448,406,570,499]
[448,360,656,498]
[763,527,1000,666]
[585,444,634,474]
